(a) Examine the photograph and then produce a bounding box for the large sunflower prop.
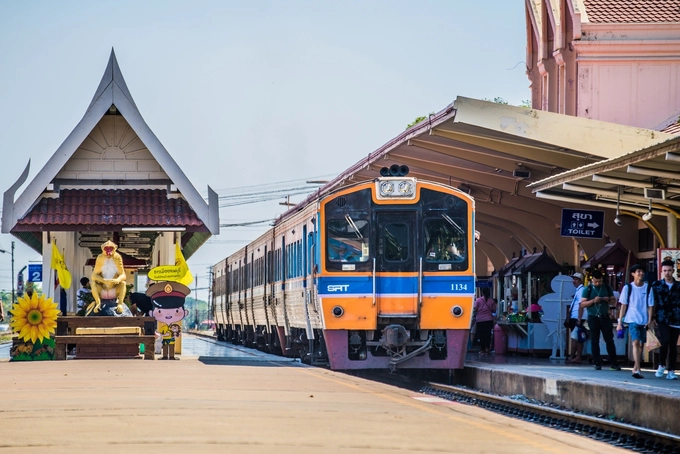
[9,293,60,343]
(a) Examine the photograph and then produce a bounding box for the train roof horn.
[380,165,409,177]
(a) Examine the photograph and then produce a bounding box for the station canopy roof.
[528,134,680,220]
[292,97,672,269]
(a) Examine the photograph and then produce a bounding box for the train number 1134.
[451,283,468,291]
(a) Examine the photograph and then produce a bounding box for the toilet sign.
[560,209,604,239]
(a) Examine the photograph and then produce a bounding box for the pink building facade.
[526,0,680,131]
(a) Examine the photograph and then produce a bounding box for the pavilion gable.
[56,114,169,183]
[2,49,219,240]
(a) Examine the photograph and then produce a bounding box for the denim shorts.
[628,323,647,343]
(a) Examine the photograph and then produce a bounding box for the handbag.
[645,329,661,353]
[570,327,579,341]
[577,326,588,343]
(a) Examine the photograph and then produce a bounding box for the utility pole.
[207,266,213,323]
[279,195,295,207]
[11,241,14,309]
[194,274,198,321]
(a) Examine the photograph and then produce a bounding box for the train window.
[327,218,370,263]
[383,223,409,261]
[424,218,466,264]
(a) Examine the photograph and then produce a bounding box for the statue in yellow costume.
[88,240,127,315]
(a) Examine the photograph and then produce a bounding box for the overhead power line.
[211,174,335,194]
[209,174,335,208]
[219,219,274,228]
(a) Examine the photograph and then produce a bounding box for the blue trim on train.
[317,275,475,295]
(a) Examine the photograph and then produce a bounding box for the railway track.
[422,383,680,453]
[358,370,680,453]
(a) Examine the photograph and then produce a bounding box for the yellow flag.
[175,242,193,286]
[51,242,72,290]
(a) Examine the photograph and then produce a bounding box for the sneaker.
[656,365,666,378]
[632,371,644,379]
[610,365,621,371]
[594,365,602,370]
[667,371,678,380]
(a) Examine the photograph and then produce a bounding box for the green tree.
[405,112,435,130]
[1,291,10,322]
[484,97,509,105]
[406,115,427,130]
[184,296,209,329]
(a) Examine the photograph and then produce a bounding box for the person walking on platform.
[567,272,585,364]
[580,270,621,371]
[473,287,496,354]
[652,259,680,380]
[617,264,654,379]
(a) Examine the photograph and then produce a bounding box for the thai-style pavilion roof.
[2,49,219,259]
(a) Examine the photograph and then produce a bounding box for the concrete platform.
[459,352,680,436]
[0,335,625,453]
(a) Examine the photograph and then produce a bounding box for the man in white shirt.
[617,264,654,379]
[567,273,585,363]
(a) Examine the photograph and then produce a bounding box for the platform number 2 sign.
[27,264,43,282]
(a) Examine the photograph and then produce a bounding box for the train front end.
[318,172,475,369]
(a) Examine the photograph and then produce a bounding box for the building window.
[638,228,654,252]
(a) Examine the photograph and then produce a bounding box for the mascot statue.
[88,240,128,315]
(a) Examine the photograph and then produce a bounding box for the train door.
[376,211,417,316]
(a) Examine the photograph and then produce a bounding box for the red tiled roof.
[662,122,680,135]
[583,0,680,23]
[13,189,206,231]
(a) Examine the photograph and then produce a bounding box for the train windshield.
[383,222,409,261]
[327,217,370,263]
[424,216,467,264]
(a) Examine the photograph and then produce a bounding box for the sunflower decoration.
[9,293,60,343]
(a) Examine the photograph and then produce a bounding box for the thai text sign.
[560,209,604,239]
[148,265,187,282]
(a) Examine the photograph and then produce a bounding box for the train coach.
[212,166,476,370]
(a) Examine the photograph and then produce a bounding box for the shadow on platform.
[196,356,303,367]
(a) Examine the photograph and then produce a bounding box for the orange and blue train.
[212,167,476,370]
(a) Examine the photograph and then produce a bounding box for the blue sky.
[0,1,529,301]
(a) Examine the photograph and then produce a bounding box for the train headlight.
[376,178,416,200]
[451,306,463,317]
[398,181,413,195]
[379,181,395,196]
[332,306,344,317]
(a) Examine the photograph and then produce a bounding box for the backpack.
[624,282,650,306]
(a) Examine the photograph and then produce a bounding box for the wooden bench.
[55,316,156,360]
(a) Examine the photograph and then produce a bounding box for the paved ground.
[0,335,627,453]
